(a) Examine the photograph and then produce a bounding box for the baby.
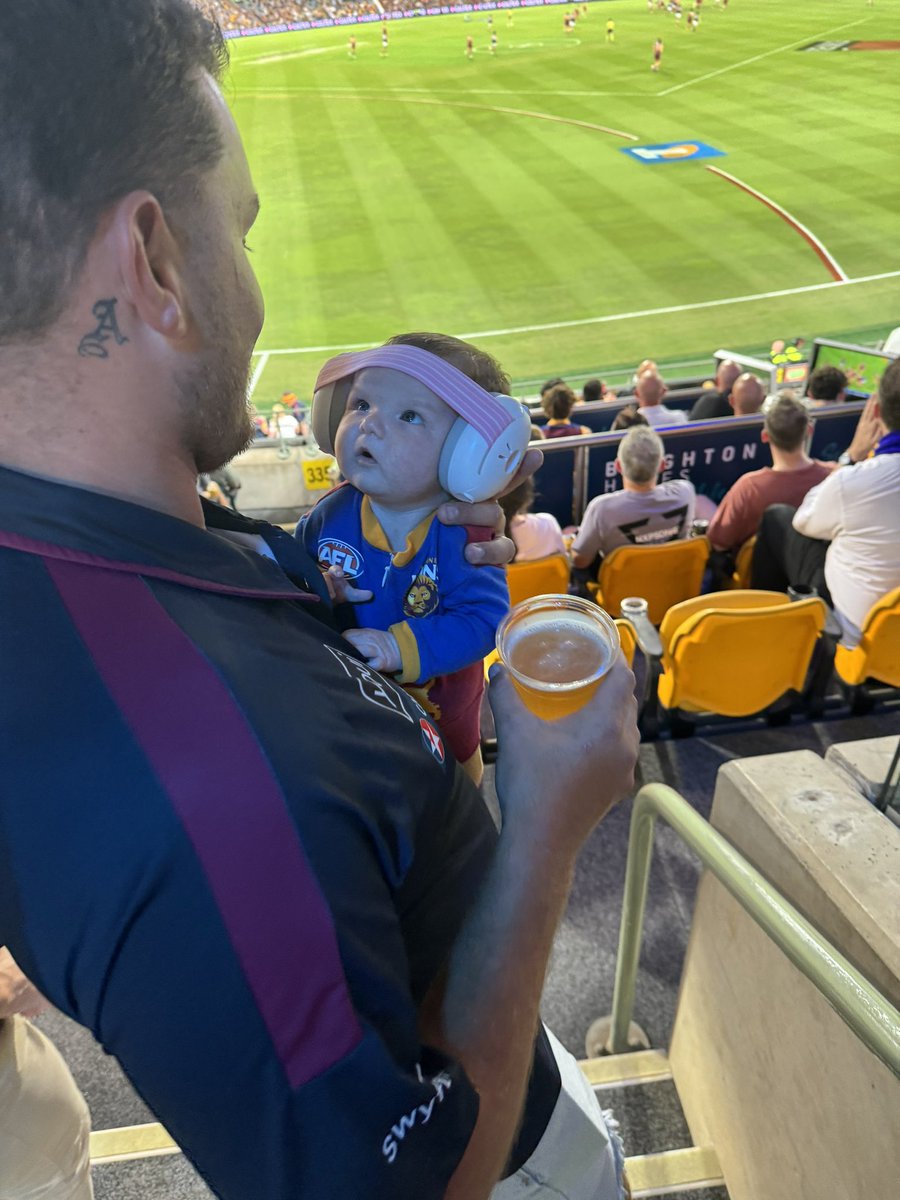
[297,332,531,781]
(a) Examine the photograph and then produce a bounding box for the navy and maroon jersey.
[0,465,558,1199]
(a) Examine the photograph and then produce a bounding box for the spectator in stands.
[268,400,300,438]
[539,376,565,400]
[499,477,566,561]
[571,426,696,566]
[541,382,591,437]
[728,372,766,417]
[706,393,833,580]
[751,362,900,644]
[581,377,614,404]
[633,368,688,427]
[689,358,741,420]
[806,364,847,406]
[0,5,638,1200]
[610,405,649,431]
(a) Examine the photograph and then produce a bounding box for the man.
[707,392,833,559]
[0,6,638,1200]
[689,358,741,420]
[751,363,900,645]
[728,372,766,417]
[806,364,847,406]
[572,426,696,566]
[633,367,688,427]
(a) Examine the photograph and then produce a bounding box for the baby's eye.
[400,410,423,424]
[351,397,369,413]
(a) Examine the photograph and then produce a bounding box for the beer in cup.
[495,594,620,719]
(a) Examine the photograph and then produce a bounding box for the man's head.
[616,426,664,486]
[762,393,811,453]
[729,373,766,416]
[0,1,264,473]
[542,383,577,420]
[878,358,900,432]
[610,405,649,432]
[715,359,741,395]
[540,376,565,399]
[806,365,847,405]
[635,369,666,409]
[582,378,604,405]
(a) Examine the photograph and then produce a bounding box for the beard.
[175,265,258,474]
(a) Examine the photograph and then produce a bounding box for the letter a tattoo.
[77,299,129,359]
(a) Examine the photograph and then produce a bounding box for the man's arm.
[426,660,639,1198]
[707,480,751,552]
[792,470,844,542]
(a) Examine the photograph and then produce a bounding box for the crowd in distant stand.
[191,0,384,31]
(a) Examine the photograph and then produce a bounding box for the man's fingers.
[498,446,544,496]
[466,534,516,566]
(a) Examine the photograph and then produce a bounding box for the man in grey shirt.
[572,426,696,566]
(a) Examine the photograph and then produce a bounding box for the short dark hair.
[581,378,603,404]
[0,1,228,343]
[385,331,510,394]
[499,477,535,541]
[807,365,847,402]
[542,383,577,420]
[610,405,648,431]
[540,377,565,398]
[764,393,809,451]
[879,358,900,431]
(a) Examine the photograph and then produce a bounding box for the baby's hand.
[324,565,374,605]
[343,628,403,673]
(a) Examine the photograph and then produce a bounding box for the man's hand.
[845,394,885,464]
[0,946,49,1019]
[343,627,402,673]
[323,565,374,605]
[489,653,639,854]
[437,446,544,565]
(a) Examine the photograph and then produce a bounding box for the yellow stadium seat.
[732,535,756,589]
[506,553,571,608]
[834,587,900,688]
[589,538,709,625]
[656,590,826,717]
[614,618,636,668]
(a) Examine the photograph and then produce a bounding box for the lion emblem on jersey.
[404,573,439,617]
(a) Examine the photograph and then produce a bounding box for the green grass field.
[225,0,900,402]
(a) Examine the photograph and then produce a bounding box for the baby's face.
[335,367,457,511]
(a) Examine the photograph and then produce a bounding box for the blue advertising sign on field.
[621,141,727,165]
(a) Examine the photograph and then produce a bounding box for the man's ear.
[614,457,623,475]
[728,394,736,411]
[112,192,190,341]
[760,429,770,444]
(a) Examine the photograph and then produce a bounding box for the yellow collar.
[360,496,437,567]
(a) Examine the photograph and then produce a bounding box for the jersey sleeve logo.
[419,718,445,764]
[317,538,364,578]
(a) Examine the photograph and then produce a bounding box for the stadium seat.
[732,536,756,589]
[833,587,900,689]
[589,538,710,624]
[654,590,826,719]
[614,619,636,669]
[506,553,571,608]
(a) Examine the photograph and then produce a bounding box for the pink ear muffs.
[311,344,532,503]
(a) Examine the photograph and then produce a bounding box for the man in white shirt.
[572,426,696,566]
[751,360,900,644]
[633,368,688,428]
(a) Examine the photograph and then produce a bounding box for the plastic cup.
[495,594,621,720]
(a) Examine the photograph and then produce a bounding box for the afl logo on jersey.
[419,718,445,764]
[317,538,364,578]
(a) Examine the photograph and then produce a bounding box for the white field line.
[241,85,645,98]
[657,17,871,97]
[706,165,849,282]
[250,269,900,356]
[248,350,271,398]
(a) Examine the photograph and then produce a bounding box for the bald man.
[689,358,742,421]
[729,373,766,417]
[634,369,688,428]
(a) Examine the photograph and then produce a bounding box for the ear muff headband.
[311,344,532,503]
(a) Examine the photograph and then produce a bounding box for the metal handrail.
[608,782,900,1076]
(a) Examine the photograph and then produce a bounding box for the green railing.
[608,783,900,1076]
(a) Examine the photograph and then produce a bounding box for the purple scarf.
[875,430,900,457]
